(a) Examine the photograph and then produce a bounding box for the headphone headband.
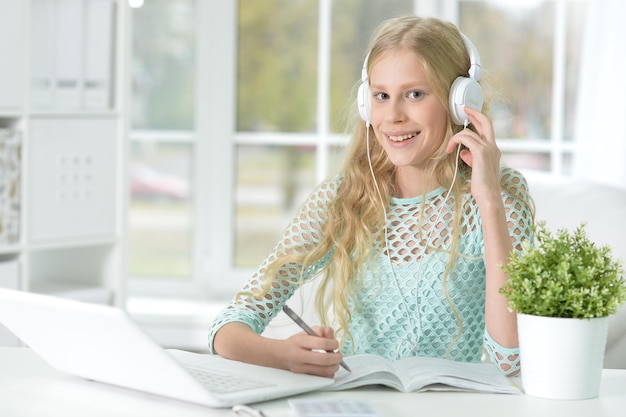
[460,33,481,81]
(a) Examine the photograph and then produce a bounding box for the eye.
[373,92,389,101]
[408,90,424,100]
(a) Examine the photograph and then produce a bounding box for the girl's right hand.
[282,326,342,378]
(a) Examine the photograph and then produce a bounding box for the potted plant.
[500,222,626,400]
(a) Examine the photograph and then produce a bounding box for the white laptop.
[0,288,333,408]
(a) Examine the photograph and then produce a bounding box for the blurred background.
[126,0,622,303]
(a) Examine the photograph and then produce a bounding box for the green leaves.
[500,222,626,318]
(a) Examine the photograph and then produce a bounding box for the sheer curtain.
[573,0,626,189]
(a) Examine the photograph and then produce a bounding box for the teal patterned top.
[208,167,532,376]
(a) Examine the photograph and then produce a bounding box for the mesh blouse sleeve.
[207,177,339,353]
[483,167,534,376]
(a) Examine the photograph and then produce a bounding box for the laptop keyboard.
[185,365,274,394]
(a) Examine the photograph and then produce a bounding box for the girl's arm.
[208,177,343,377]
[477,187,519,348]
[446,107,527,349]
[213,321,342,378]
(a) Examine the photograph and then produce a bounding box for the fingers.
[292,349,342,378]
[312,325,335,339]
[286,329,343,378]
[464,106,495,141]
[446,129,480,157]
[459,147,473,167]
[302,326,338,352]
[447,106,495,154]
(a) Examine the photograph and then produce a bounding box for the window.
[128,0,196,287]
[128,0,588,297]
[459,0,586,174]
[234,0,415,268]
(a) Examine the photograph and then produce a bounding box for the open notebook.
[0,288,332,408]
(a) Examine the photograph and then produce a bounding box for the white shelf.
[28,236,118,251]
[0,111,22,119]
[0,0,25,109]
[0,0,126,316]
[0,245,22,256]
[26,110,121,118]
[30,281,113,305]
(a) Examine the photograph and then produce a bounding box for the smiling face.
[369,47,448,174]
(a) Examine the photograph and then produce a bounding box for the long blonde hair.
[258,16,498,349]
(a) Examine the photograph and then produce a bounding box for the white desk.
[1,347,625,417]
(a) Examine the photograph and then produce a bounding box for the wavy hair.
[255,16,525,351]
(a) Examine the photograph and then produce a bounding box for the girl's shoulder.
[499,166,530,193]
[298,173,343,209]
[329,171,344,186]
[316,172,344,196]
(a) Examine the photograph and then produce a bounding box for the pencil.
[282,305,351,372]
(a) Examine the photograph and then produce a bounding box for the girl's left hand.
[445,106,501,204]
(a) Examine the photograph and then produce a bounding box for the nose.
[384,98,406,123]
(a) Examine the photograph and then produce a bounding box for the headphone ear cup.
[449,76,484,126]
[357,81,371,126]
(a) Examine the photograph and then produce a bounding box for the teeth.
[388,133,417,142]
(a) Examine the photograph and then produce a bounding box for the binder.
[53,0,84,109]
[83,0,115,109]
[30,0,55,108]
[30,0,115,110]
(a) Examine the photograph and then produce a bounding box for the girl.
[209,16,533,378]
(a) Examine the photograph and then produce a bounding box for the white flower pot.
[517,313,609,400]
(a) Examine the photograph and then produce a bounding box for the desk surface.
[1,347,624,417]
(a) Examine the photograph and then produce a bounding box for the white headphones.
[357,33,483,127]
